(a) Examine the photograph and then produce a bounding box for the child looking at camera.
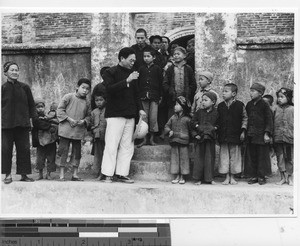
[165,96,191,184]
[56,78,91,181]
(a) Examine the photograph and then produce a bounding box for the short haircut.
[161,36,171,44]
[3,61,19,73]
[263,95,274,105]
[135,28,147,37]
[77,78,91,88]
[100,66,110,77]
[143,46,156,57]
[94,91,106,100]
[224,83,238,93]
[149,35,162,44]
[118,47,136,61]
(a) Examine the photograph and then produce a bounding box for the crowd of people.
[1,28,294,187]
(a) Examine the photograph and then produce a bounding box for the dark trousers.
[244,143,271,178]
[1,127,32,175]
[94,139,105,175]
[57,137,81,167]
[36,142,57,172]
[193,140,215,182]
[158,98,169,134]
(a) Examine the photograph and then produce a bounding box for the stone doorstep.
[1,179,294,214]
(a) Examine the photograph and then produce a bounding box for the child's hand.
[240,131,245,142]
[264,132,271,144]
[169,131,174,137]
[195,135,201,140]
[76,120,85,127]
[67,117,77,127]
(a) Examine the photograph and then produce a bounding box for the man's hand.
[67,117,78,127]
[169,131,174,137]
[139,110,147,119]
[264,132,271,144]
[127,71,139,83]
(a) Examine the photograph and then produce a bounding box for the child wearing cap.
[191,91,219,185]
[191,71,219,114]
[244,83,273,185]
[217,83,248,185]
[163,46,196,119]
[56,78,91,181]
[91,90,107,179]
[32,98,58,180]
[164,96,191,184]
[273,88,294,186]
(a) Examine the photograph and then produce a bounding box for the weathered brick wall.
[133,12,195,38]
[1,13,92,44]
[237,13,294,37]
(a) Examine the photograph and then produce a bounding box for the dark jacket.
[131,43,151,70]
[2,80,37,129]
[273,104,293,144]
[32,112,58,147]
[217,100,247,144]
[163,63,196,105]
[246,98,273,145]
[138,63,163,102]
[91,107,107,141]
[164,114,191,145]
[103,65,143,119]
[153,50,165,69]
[191,108,218,142]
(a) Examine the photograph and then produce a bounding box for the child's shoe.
[171,175,180,184]
[179,175,185,184]
[258,178,266,185]
[248,177,258,184]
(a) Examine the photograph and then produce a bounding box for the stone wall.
[237,13,294,37]
[133,12,195,40]
[1,13,93,44]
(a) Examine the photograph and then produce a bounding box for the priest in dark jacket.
[100,47,146,184]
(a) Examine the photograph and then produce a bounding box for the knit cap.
[203,91,217,104]
[176,96,191,115]
[250,83,265,95]
[174,46,187,55]
[35,97,45,106]
[276,87,293,105]
[199,71,214,83]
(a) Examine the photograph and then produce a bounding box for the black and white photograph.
[0,9,296,218]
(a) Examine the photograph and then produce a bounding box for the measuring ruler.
[0,219,171,246]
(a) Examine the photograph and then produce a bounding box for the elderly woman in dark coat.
[1,61,37,184]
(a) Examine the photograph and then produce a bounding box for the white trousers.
[101,117,135,176]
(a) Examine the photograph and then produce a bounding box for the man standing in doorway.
[100,47,146,183]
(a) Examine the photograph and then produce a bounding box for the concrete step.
[1,174,294,215]
[132,145,171,162]
[129,160,173,182]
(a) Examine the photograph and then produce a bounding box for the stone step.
[129,160,173,182]
[1,176,293,215]
[132,145,171,162]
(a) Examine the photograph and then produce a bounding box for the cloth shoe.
[116,175,134,184]
[100,175,113,183]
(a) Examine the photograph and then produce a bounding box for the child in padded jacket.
[165,96,191,185]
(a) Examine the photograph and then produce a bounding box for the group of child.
[30,29,293,186]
